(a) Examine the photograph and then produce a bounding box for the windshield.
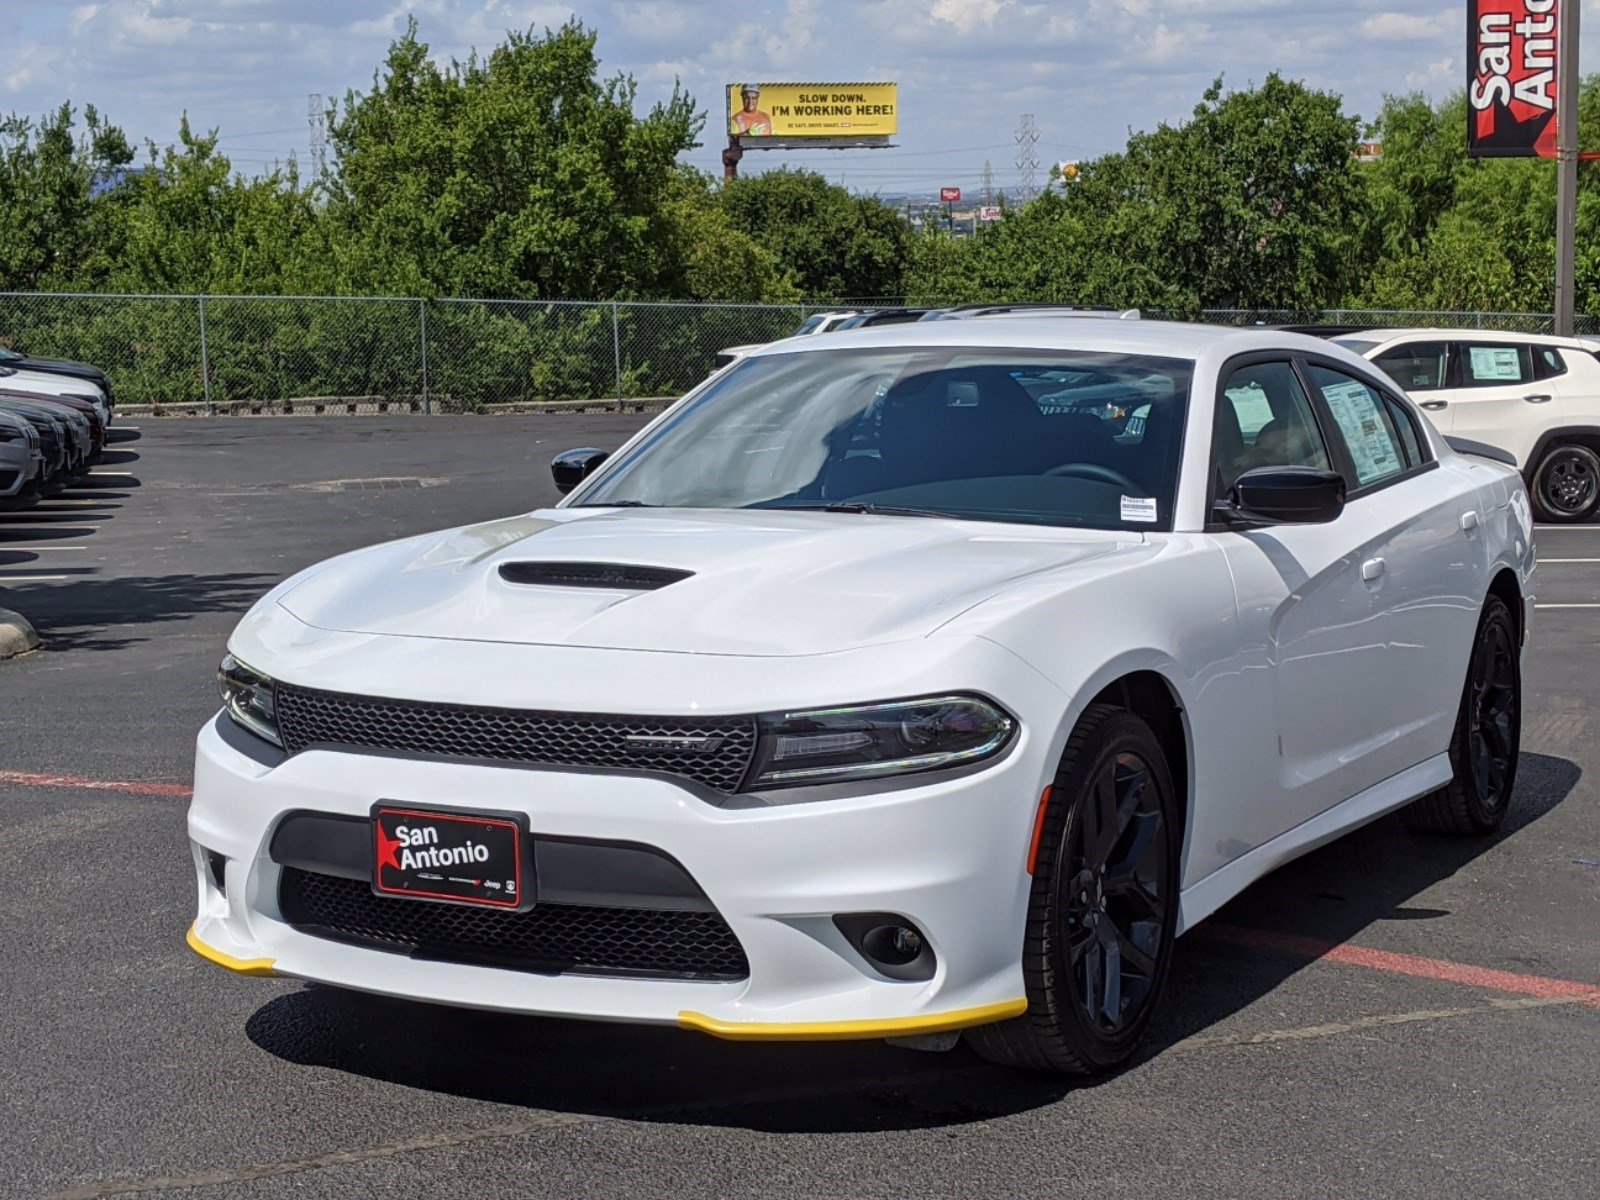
[573,347,1194,531]
[1334,338,1379,356]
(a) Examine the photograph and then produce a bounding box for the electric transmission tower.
[981,159,996,206]
[1014,114,1040,201]
[307,93,327,179]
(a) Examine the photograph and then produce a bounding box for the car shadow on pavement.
[243,752,1581,1134]
[20,571,279,651]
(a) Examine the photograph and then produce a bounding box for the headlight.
[218,653,282,747]
[748,695,1015,788]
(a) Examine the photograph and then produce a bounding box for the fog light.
[833,913,935,981]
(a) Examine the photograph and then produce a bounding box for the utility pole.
[1015,114,1040,201]
[1555,0,1580,336]
[307,93,326,180]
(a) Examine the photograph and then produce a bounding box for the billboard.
[1468,1,1559,157]
[727,83,898,141]
[940,187,961,203]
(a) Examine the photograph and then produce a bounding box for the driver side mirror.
[551,447,609,494]
[1220,466,1346,525]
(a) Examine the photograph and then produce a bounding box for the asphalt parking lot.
[1,416,1597,1200]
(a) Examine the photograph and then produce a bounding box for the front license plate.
[372,804,529,909]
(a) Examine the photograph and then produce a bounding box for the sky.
[6,0,1600,197]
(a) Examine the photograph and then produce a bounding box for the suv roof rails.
[922,304,1141,321]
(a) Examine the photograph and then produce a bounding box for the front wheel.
[968,705,1181,1074]
[1531,443,1600,523]
[1404,595,1521,834]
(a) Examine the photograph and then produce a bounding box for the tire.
[968,704,1181,1074]
[1403,596,1521,835]
[1531,443,1600,523]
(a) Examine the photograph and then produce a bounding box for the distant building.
[1355,140,1383,163]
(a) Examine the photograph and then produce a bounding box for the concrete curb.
[0,608,40,659]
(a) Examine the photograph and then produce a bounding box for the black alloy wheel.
[1405,595,1521,834]
[1532,443,1600,523]
[968,704,1180,1074]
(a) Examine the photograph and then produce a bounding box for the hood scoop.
[497,561,694,591]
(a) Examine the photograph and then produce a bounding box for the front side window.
[574,348,1194,531]
[1213,361,1331,498]
[1306,365,1409,489]
[1459,342,1533,387]
[1372,341,1448,392]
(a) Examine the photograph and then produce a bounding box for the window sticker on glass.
[1319,379,1402,484]
[1120,495,1158,523]
[1468,345,1522,382]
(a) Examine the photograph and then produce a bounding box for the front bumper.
[187,682,1053,1039]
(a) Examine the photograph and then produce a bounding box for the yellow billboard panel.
[727,82,898,139]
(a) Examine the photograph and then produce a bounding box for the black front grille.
[279,867,749,980]
[275,684,757,793]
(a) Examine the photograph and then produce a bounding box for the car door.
[1432,339,1548,468]
[1208,357,1399,844]
[1300,358,1486,780]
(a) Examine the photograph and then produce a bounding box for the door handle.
[1461,510,1480,533]
[1361,557,1386,582]
[1419,400,1448,411]
[1524,394,1553,404]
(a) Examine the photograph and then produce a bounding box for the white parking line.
[0,575,70,583]
[13,546,87,551]
[87,470,132,477]
[1540,558,1600,564]
[1537,603,1600,609]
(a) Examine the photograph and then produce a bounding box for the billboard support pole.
[1556,0,1580,336]
[722,136,744,181]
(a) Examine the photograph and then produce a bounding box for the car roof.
[740,317,1344,362]
[1337,327,1589,349]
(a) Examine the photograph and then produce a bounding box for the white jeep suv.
[1338,328,1600,522]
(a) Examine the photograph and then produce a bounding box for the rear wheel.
[1531,443,1600,523]
[968,704,1180,1074]
[1404,595,1520,834]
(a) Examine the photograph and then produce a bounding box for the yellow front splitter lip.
[186,923,279,977]
[678,997,1028,1042]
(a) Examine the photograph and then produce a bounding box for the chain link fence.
[2,293,1596,414]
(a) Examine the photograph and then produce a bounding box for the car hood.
[275,508,1138,656]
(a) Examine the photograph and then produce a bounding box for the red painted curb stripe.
[1207,923,1600,1009]
[0,770,192,798]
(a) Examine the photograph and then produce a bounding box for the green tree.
[0,102,132,290]
[720,168,909,300]
[327,18,702,300]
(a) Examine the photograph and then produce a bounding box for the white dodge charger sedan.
[188,319,1533,1074]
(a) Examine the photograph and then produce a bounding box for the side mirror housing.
[551,447,609,495]
[1223,466,1346,525]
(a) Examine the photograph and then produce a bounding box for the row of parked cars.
[725,307,1600,524]
[0,346,116,510]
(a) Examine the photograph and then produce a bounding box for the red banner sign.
[940,187,961,202]
[1468,0,1559,157]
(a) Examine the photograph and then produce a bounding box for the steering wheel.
[1045,462,1144,492]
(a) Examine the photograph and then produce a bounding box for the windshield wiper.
[768,502,948,519]
[571,499,657,508]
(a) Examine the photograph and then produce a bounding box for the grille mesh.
[279,867,749,980]
[275,684,756,793]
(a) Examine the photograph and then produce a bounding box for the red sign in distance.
[940,187,961,202]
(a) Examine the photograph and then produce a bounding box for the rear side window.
[1459,342,1533,387]
[1373,342,1448,392]
[1533,346,1568,380]
[1381,394,1426,469]
[1306,365,1409,489]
